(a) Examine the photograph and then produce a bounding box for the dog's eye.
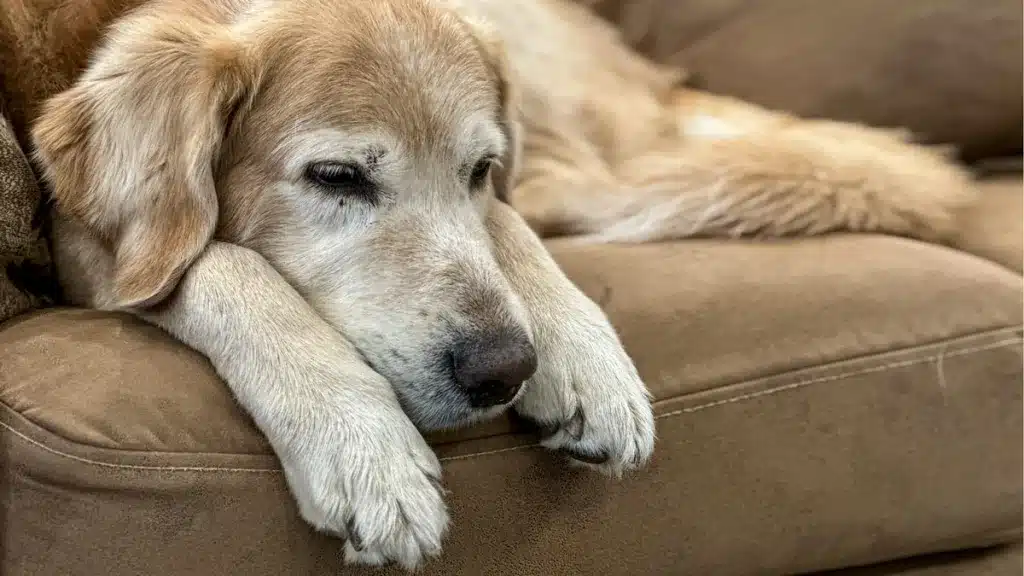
[305,161,375,199]
[469,157,494,190]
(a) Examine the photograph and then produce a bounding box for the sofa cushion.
[829,543,1022,575]
[582,0,1023,162]
[1,235,1021,576]
[956,175,1023,274]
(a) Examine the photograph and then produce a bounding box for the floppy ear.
[32,15,254,309]
[460,17,521,203]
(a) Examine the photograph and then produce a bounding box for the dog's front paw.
[515,304,656,476]
[279,385,448,570]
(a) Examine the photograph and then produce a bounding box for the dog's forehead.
[260,0,500,157]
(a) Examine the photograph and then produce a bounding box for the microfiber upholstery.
[1,2,1021,574]
[583,0,1023,162]
[2,235,1020,575]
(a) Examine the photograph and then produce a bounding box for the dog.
[0,0,976,569]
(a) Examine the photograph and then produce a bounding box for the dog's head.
[32,0,535,430]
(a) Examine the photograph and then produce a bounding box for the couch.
[1,0,1021,574]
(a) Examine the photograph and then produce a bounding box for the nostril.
[476,380,506,394]
[450,331,537,408]
[467,380,520,408]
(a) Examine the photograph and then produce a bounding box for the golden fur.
[4,0,976,256]
[463,0,975,243]
[0,0,979,569]
[7,0,661,567]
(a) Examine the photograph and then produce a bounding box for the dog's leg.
[602,91,979,243]
[509,156,617,238]
[512,90,977,245]
[486,199,655,476]
[130,241,447,569]
[508,127,642,240]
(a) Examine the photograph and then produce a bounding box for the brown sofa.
[2,1,1022,574]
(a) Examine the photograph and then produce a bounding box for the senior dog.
[0,0,974,569]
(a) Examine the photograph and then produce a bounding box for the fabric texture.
[957,175,1023,273]
[2,235,1021,576]
[827,543,1022,576]
[0,111,55,324]
[582,0,1023,162]
[1,2,1021,574]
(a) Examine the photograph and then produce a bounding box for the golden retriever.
[0,0,974,569]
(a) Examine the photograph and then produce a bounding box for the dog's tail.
[574,119,977,245]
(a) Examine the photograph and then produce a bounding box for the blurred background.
[577,0,1022,165]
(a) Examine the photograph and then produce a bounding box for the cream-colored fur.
[446,0,975,243]
[24,0,977,570]
[32,0,654,569]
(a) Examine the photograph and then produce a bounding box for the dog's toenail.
[564,408,586,441]
[561,446,609,465]
[345,518,364,552]
[427,474,445,494]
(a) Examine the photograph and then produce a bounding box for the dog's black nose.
[450,331,537,408]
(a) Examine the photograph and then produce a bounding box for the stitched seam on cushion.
[649,325,1023,408]
[655,336,1023,418]
[0,337,1019,471]
[440,337,1022,462]
[0,422,281,472]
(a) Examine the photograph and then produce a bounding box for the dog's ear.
[460,17,521,203]
[32,15,255,309]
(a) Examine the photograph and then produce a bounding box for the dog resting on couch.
[1,0,976,569]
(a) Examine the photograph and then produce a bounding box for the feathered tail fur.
[511,91,977,246]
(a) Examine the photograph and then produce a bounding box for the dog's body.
[1,0,977,569]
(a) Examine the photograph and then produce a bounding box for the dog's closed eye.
[469,156,497,191]
[305,161,378,204]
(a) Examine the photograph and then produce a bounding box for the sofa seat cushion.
[1,235,1021,576]
[830,543,1022,576]
[957,175,1023,274]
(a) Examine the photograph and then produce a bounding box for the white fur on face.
[239,126,530,430]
